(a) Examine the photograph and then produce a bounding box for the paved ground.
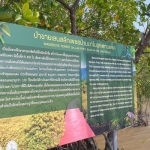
[95,117,150,150]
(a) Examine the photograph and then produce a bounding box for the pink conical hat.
[59,108,95,145]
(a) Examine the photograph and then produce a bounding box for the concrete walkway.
[95,117,150,150]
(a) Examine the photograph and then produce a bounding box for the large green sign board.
[0,22,134,149]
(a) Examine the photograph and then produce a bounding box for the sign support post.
[113,130,118,150]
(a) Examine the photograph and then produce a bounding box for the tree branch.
[55,0,71,11]
[55,0,79,35]
[72,0,80,10]
[135,27,150,63]
[69,8,77,35]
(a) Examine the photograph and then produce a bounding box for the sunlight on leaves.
[1,24,10,36]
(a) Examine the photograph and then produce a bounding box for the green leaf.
[33,12,39,17]
[22,3,30,14]
[53,1,59,7]
[21,0,30,3]
[95,21,99,29]
[15,14,22,22]
[0,6,10,15]
[0,13,12,21]
[147,4,150,11]
[2,24,11,36]
[18,19,27,25]
[13,2,22,12]
[23,9,32,19]
[47,0,53,4]
[91,16,96,22]
[98,11,101,17]
[141,4,146,12]
[28,16,39,23]
[142,140,146,144]
[0,35,4,44]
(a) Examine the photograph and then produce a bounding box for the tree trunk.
[56,0,79,35]
[69,8,77,35]
[135,29,150,63]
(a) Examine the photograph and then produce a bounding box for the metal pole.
[113,130,118,150]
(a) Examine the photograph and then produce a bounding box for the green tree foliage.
[76,0,140,45]
[136,48,150,111]
[0,0,143,45]
[0,0,39,26]
[135,1,150,62]
[0,0,150,48]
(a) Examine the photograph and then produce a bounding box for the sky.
[134,0,150,32]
